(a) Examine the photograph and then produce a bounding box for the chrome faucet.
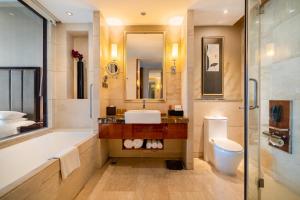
[142,99,146,109]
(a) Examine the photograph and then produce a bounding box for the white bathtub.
[0,130,95,197]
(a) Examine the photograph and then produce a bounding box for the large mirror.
[125,32,165,101]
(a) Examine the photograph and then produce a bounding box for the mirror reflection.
[125,33,164,100]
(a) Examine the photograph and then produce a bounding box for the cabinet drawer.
[122,125,133,139]
[165,124,187,139]
[99,124,123,139]
[132,124,165,139]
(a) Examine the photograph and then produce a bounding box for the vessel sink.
[125,110,161,124]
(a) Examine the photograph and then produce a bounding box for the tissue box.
[106,106,116,116]
[168,110,184,117]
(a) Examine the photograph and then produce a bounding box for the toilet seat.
[212,138,243,152]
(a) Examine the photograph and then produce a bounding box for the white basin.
[124,110,161,124]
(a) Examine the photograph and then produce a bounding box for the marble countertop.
[98,115,189,124]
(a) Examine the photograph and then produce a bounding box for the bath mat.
[165,160,184,170]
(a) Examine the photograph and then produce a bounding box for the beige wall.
[192,22,244,157]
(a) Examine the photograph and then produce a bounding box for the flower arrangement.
[71,49,83,61]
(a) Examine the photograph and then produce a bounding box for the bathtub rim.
[0,129,96,197]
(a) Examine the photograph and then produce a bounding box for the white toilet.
[204,116,243,175]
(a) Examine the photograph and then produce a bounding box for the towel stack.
[146,140,163,149]
[123,139,144,149]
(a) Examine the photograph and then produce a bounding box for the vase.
[77,60,84,99]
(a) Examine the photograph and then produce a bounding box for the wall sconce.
[266,43,275,57]
[111,43,118,60]
[171,43,179,74]
[106,43,120,78]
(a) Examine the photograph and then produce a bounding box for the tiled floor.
[76,158,243,200]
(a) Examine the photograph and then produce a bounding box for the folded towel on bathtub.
[53,146,81,180]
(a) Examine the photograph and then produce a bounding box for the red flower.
[71,49,83,61]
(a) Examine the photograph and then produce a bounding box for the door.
[246,0,262,199]
[246,0,300,199]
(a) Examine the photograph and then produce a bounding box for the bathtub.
[0,130,97,199]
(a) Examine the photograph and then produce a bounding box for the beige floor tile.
[76,158,244,200]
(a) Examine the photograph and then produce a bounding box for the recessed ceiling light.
[223,9,229,14]
[106,17,123,26]
[66,11,73,16]
[169,16,184,26]
[8,12,15,16]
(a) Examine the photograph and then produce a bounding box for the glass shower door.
[247,0,300,199]
[246,0,262,199]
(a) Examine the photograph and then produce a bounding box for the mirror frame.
[124,31,166,102]
[106,61,120,77]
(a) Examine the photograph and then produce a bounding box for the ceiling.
[37,0,244,25]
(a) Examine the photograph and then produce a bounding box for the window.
[0,0,47,140]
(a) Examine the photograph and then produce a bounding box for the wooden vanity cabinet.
[99,124,123,139]
[164,124,187,139]
[99,123,187,139]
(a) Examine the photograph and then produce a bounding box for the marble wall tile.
[260,0,300,195]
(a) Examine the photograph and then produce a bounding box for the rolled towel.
[146,140,152,149]
[157,140,163,149]
[152,140,158,149]
[133,139,143,149]
[124,139,133,149]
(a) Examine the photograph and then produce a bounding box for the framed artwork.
[202,37,224,97]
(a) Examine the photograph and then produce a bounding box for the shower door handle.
[249,78,259,110]
[89,84,93,119]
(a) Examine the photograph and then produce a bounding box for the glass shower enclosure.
[246,0,300,199]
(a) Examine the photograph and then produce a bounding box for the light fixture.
[106,17,123,26]
[223,9,229,14]
[169,16,184,26]
[106,43,119,78]
[111,43,118,60]
[266,43,275,57]
[66,11,73,16]
[171,43,179,74]
[8,12,15,16]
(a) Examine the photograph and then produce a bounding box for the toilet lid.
[213,138,243,152]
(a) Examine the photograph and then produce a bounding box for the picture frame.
[201,37,224,97]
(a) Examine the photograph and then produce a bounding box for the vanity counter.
[98,116,189,124]
[98,116,188,139]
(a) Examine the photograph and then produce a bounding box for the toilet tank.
[203,116,228,161]
[204,116,228,139]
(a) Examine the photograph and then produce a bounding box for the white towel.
[146,140,152,149]
[53,146,81,180]
[124,139,133,149]
[133,139,143,149]
[152,140,158,149]
[157,140,163,149]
